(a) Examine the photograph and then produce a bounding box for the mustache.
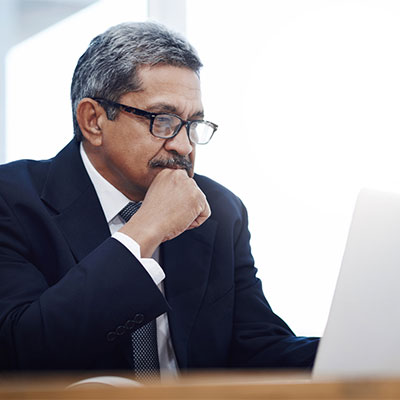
[149,155,193,173]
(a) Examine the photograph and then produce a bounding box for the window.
[6,0,147,161]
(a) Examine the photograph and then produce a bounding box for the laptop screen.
[313,189,400,379]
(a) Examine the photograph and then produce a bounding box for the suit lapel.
[162,218,218,368]
[41,139,110,262]
[53,188,111,262]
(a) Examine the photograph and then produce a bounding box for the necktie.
[119,201,160,382]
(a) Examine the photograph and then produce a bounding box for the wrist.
[119,217,163,258]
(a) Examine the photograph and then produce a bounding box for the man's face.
[92,65,203,201]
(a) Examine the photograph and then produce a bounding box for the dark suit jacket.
[0,139,318,371]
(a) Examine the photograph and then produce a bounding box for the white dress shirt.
[80,144,178,378]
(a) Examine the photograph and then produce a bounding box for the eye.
[152,114,181,137]
[155,114,173,124]
[154,114,174,126]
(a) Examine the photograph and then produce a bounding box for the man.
[0,22,318,376]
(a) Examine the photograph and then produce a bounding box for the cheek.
[105,124,155,165]
[119,141,166,180]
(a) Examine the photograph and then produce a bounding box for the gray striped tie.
[119,201,160,382]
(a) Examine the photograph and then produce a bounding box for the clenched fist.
[119,169,210,257]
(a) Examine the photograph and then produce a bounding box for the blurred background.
[2,0,400,337]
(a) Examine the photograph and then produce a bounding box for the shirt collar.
[80,143,130,223]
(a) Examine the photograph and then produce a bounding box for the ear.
[76,98,107,146]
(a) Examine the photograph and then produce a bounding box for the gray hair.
[70,22,203,141]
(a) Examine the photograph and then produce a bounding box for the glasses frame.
[92,97,218,145]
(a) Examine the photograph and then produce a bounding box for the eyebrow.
[147,102,205,119]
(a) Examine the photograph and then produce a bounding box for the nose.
[163,125,193,156]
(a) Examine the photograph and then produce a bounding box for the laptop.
[313,188,400,379]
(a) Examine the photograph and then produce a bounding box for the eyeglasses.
[92,98,218,145]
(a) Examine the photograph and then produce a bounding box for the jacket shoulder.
[0,158,51,198]
[194,174,245,219]
[194,173,238,200]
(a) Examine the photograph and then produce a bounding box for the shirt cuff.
[112,232,165,286]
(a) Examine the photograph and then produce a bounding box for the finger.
[186,199,211,230]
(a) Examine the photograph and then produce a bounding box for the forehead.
[121,65,203,116]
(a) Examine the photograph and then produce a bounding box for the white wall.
[188,0,400,335]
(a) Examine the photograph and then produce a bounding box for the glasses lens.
[152,114,181,138]
[189,121,216,144]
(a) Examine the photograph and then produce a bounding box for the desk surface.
[1,371,400,399]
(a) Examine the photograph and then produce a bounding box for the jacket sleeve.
[227,197,320,368]
[0,194,168,370]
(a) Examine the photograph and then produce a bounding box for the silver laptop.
[313,188,400,379]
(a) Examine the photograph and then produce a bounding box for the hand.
[119,169,211,257]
